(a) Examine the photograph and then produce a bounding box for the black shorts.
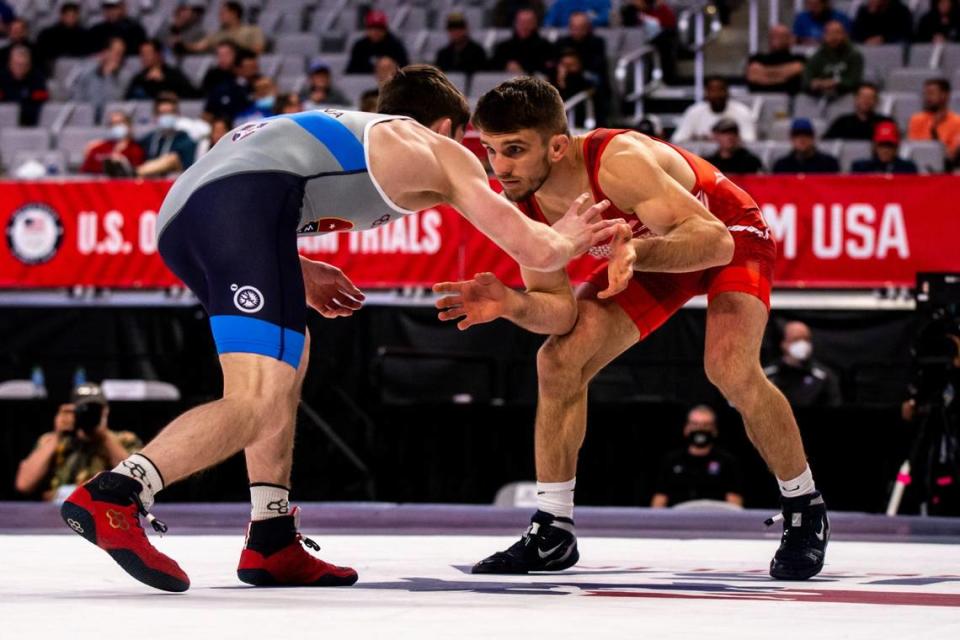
[158,172,307,369]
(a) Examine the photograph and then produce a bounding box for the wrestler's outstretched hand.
[300,256,366,318]
[552,193,623,259]
[598,223,637,300]
[433,272,509,331]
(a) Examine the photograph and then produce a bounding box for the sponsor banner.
[1,177,958,290]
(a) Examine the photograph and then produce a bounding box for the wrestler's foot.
[768,491,830,580]
[472,510,579,574]
[237,506,358,586]
[60,472,189,592]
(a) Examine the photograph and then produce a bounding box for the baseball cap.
[308,56,330,74]
[790,117,815,136]
[873,120,900,145]
[446,12,468,29]
[72,382,107,406]
[712,117,740,134]
[365,10,388,29]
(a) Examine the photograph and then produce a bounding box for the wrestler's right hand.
[433,272,511,331]
[551,193,623,259]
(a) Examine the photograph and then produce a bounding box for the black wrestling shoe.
[472,510,579,574]
[767,491,830,580]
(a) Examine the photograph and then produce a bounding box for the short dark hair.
[61,2,81,13]
[705,75,727,88]
[142,38,163,53]
[857,81,879,94]
[223,1,243,20]
[233,47,256,68]
[378,64,470,132]
[154,91,179,113]
[925,78,951,93]
[472,75,568,138]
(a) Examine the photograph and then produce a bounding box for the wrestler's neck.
[536,135,591,207]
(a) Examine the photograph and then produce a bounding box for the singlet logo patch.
[231,122,269,142]
[231,284,265,313]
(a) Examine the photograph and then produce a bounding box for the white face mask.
[156,114,178,130]
[787,339,813,362]
[109,124,129,140]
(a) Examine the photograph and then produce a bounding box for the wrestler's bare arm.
[370,122,619,272]
[597,135,734,274]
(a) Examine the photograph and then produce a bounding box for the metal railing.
[614,44,660,120]
[563,89,597,131]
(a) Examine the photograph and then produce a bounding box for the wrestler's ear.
[548,133,569,162]
[430,117,453,139]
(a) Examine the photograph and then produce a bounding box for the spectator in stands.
[765,321,842,407]
[793,0,853,44]
[672,76,757,143]
[556,12,610,122]
[14,382,141,502]
[493,0,546,28]
[0,0,13,37]
[275,92,303,115]
[301,58,349,107]
[852,0,913,44]
[235,75,277,122]
[71,38,126,122]
[359,87,379,112]
[137,93,197,177]
[772,118,841,172]
[125,39,198,100]
[650,405,744,508]
[908,78,960,159]
[620,0,679,84]
[0,46,48,126]
[195,115,231,158]
[0,18,35,70]
[346,10,409,75]
[161,2,208,56]
[35,3,89,70]
[705,118,763,174]
[435,12,488,75]
[746,24,807,95]
[824,82,893,139]
[203,47,257,120]
[374,56,399,87]
[88,0,147,54]
[80,109,145,176]
[551,49,598,127]
[851,120,918,173]
[198,1,265,55]
[545,0,610,27]
[201,42,237,94]
[803,20,863,98]
[917,0,960,42]
[490,7,556,74]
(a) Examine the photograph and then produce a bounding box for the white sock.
[250,484,291,521]
[113,453,164,510]
[777,465,816,499]
[537,478,576,519]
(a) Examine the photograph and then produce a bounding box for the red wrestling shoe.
[237,506,358,586]
[60,472,190,592]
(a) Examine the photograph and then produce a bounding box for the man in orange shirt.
[907,78,960,158]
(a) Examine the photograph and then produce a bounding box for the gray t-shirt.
[157,109,414,238]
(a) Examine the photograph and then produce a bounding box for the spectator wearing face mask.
[651,405,744,508]
[81,109,145,175]
[765,321,842,408]
[136,92,197,177]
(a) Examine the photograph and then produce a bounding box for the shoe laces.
[130,492,168,535]
[291,506,320,552]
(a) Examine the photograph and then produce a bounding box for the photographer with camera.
[15,382,142,501]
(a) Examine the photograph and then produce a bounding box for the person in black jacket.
[0,18,35,70]
[345,10,409,75]
[555,11,610,121]
[851,0,913,43]
[435,12,488,74]
[35,3,89,69]
[125,39,197,100]
[772,118,841,173]
[490,7,556,74]
[705,118,764,174]
[88,0,147,54]
[851,121,919,173]
[0,45,48,126]
[916,0,960,42]
[824,82,894,140]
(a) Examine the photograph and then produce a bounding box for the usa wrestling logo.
[5,203,64,265]
[232,121,269,142]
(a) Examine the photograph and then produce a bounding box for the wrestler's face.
[479,128,561,202]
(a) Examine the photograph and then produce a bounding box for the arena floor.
[2,504,959,640]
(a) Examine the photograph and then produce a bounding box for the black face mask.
[687,430,715,447]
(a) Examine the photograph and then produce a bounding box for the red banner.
[1,176,958,290]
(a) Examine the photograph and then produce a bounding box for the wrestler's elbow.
[708,220,735,267]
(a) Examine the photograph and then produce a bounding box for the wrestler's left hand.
[300,256,366,318]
